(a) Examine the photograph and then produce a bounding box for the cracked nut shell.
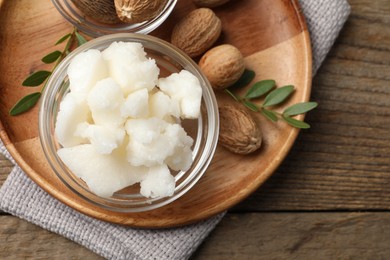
[114,0,168,24]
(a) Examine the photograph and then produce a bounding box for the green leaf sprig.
[224,69,318,129]
[9,28,87,116]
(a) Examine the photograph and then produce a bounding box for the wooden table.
[1,0,389,258]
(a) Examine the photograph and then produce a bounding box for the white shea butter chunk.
[55,92,90,148]
[87,78,125,127]
[164,124,194,171]
[149,91,180,120]
[102,41,147,62]
[158,70,202,119]
[102,42,159,95]
[75,123,125,154]
[125,118,194,168]
[140,164,175,198]
[55,42,203,199]
[58,144,148,198]
[166,146,193,172]
[125,118,171,167]
[121,88,149,118]
[67,49,108,100]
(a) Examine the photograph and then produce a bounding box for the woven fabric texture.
[0,0,350,259]
[299,0,351,73]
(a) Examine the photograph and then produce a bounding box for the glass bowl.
[51,0,177,37]
[39,33,219,212]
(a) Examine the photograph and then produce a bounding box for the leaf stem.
[225,80,315,129]
[41,28,77,93]
[10,27,84,116]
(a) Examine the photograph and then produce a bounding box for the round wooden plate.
[0,0,311,228]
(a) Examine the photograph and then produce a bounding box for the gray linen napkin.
[0,1,350,259]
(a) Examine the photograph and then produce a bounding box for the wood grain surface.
[1,0,390,259]
[192,213,390,260]
[0,212,388,260]
[0,0,311,227]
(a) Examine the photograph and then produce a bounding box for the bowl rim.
[38,33,220,213]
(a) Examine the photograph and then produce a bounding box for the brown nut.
[114,0,168,24]
[218,104,262,154]
[171,8,222,58]
[192,0,230,8]
[199,44,245,90]
[71,0,121,24]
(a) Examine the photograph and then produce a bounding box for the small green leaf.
[224,89,240,102]
[55,33,71,45]
[245,80,275,99]
[22,71,52,86]
[42,50,62,64]
[75,31,87,46]
[263,85,295,107]
[243,100,259,112]
[261,109,278,122]
[283,102,318,116]
[9,92,41,116]
[228,69,255,90]
[282,115,310,129]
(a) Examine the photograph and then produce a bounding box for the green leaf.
[245,80,275,99]
[9,92,41,116]
[243,100,259,112]
[22,71,52,86]
[41,50,62,64]
[261,109,278,122]
[75,31,87,46]
[283,102,318,116]
[282,115,310,129]
[228,69,255,90]
[55,33,71,45]
[224,89,240,102]
[263,85,295,107]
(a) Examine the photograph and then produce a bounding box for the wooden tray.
[0,0,311,228]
